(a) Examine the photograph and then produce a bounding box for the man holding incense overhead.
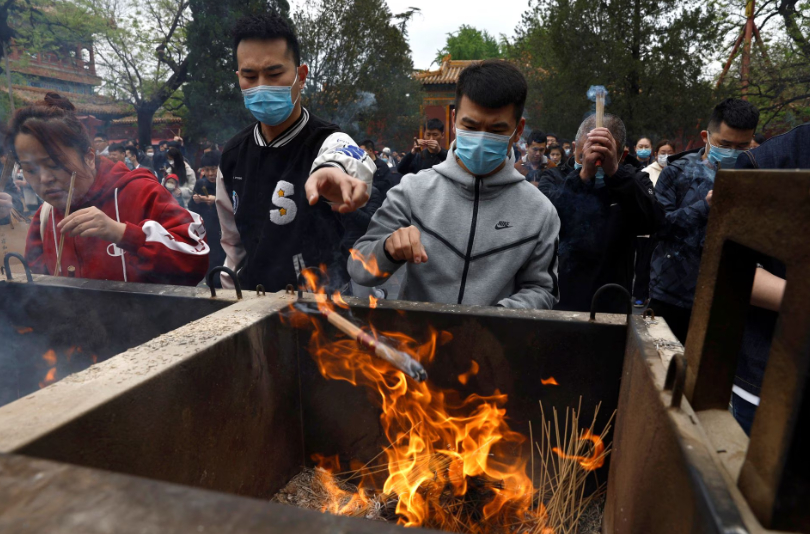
[7,92,209,285]
[538,114,662,313]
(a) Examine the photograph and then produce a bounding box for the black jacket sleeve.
[397,151,419,175]
[605,164,663,235]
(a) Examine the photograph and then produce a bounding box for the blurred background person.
[633,139,676,307]
[163,146,196,205]
[189,151,225,284]
[397,118,448,175]
[642,139,676,185]
[516,130,551,187]
[634,136,653,167]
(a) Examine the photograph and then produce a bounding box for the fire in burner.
[280,267,612,533]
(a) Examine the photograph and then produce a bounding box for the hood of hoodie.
[432,141,526,199]
[77,156,156,209]
[667,146,706,171]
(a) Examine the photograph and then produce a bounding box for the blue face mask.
[455,128,515,176]
[636,148,651,160]
[574,160,605,187]
[706,135,743,170]
[594,167,606,188]
[242,73,299,126]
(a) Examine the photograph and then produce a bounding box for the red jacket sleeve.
[117,180,209,286]
[24,205,51,275]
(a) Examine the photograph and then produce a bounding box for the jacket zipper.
[457,177,481,304]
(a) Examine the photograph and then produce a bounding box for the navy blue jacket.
[735,123,810,170]
[540,163,660,312]
[649,147,716,309]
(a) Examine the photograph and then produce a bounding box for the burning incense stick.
[55,171,77,277]
[595,92,605,128]
[300,293,428,382]
[587,85,608,128]
[321,301,428,383]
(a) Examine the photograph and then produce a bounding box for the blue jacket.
[735,123,810,169]
[649,147,716,309]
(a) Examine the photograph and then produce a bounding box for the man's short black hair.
[455,59,527,123]
[425,118,444,133]
[232,12,300,68]
[200,150,221,169]
[94,132,107,141]
[108,143,125,154]
[707,98,760,132]
[547,132,558,140]
[528,130,547,146]
[360,139,375,151]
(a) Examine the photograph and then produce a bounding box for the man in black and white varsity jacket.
[215,12,375,291]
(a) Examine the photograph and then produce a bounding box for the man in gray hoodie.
[348,60,560,309]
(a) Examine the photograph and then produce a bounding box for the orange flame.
[15,326,33,334]
[350,248,389,278]
[281,265,606,532]
[332,291,349,309]
[287,268,539,531]
[42,349,57,367]
[541,377,559,386]
[39,349,58,389]
[368,295,378,309]
[457,360,479,385]
[552,430,605,471]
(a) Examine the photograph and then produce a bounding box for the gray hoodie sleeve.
[347,183,411,287]
[497,209,561,310]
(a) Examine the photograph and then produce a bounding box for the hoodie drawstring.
[114,188,127,282]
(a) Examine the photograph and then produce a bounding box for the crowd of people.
[0,11,805,435]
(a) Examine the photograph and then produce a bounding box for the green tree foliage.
[69,0,191,148]
[1,0,104,120]
[508,0,721,144]
[434,25,502,65]
[293,0,420,149]
[184,0,290,144]
[717,0,810,130]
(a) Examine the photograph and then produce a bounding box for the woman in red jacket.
[7,93,209,286]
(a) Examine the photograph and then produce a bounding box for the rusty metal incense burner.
[0,169,807,533]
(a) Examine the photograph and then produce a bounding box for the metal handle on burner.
[589,283,632,322]
[3,253,34,283]
[206,266,242,300]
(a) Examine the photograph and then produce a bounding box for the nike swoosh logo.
[495,225,512,230]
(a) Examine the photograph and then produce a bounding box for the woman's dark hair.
[654,138,674,155]
[166,147,187,186]
[5,92,92,176]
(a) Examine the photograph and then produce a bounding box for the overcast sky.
[289,0,530,71]
[385,1,530,70]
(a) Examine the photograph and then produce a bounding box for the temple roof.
[12,85,131,118]
[414,57,478,85]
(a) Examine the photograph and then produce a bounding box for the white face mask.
[657,154,669,167]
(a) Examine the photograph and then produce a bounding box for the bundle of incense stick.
[586,85,608,128]
[595,91,605,128]
[55,172,77,277]
[304,294,428,382]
